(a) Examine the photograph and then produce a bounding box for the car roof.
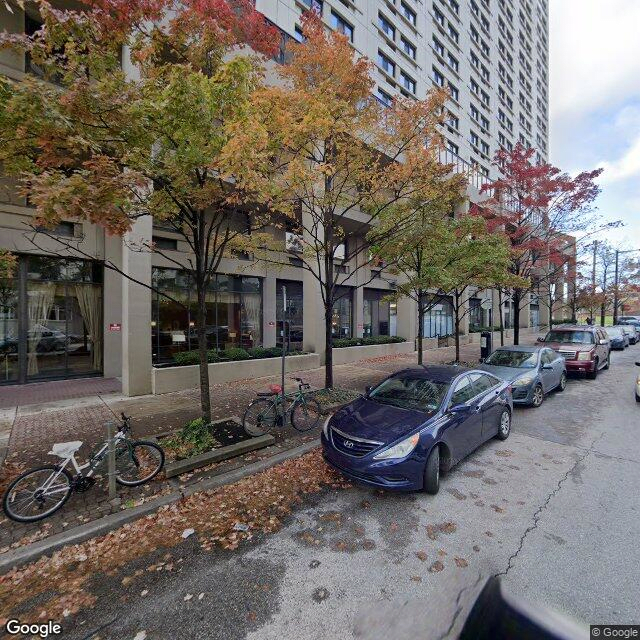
[548,325,596,331]
[494,345,540,352]
[394,365,471,382]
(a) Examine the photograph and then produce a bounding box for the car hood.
[538,341,590,352]
[478,364,536,382]
[330,396,435,445]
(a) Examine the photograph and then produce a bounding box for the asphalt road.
[66,346,640,640]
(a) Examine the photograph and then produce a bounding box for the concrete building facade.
[0,0,552,394]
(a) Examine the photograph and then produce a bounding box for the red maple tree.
[472,144,603,344]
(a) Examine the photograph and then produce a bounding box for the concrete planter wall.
[152,353,321,394]
[332,341,414,365]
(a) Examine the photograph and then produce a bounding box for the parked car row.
[321,321,639,496]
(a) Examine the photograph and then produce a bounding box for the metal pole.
[281,285,286,410]
[613,250,619,325]
[106,421,116,500]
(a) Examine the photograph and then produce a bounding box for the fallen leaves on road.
[426,522,457,540]
[415,551,428,562]
[0,448,350,624]
[454,557,468,568]
[428,561,444,573]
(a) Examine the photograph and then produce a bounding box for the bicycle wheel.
[115,441,165,486]
[243,398,278,436]
[3,465,73,523]
[291,397,323,432]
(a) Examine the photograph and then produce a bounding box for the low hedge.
[469,325,502,333]
[333,336,406,348]
[172,346,303,366]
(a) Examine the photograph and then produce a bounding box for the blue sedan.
[321,366,513,494]
[479,346,567,407]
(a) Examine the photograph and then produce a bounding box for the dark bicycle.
[243,377,323,436]
[3,413,165,523]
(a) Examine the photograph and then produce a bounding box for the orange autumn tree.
[229,15,456,387]
[0,0,282,422]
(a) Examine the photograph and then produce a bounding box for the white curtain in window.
[75,284,102,370]
[242,292,262,347]
[27,283,56,375]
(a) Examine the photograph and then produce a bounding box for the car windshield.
[369,375,449,412]
[616,326,631,334]
[607,328,623,337]
[484,350,538,368]
[545,330,594,344]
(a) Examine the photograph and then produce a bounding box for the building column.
[302,209,326,362]
[102,233,123,379]
[262,273,277,348]
[122,215,152,396]
[397,296,417,350]
[353,287,364,339]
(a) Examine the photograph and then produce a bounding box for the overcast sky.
[550,0,640,250]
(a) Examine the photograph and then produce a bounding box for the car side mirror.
[599,339,608,345]
[541,363,553,370]
[536,337,544,343]
[364,385,373,396]
[636,362,640,367]
[449,403,471,414]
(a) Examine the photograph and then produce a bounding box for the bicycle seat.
[258,384,282,397]
[49,441,83,458]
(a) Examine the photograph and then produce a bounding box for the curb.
[0,439,320,574]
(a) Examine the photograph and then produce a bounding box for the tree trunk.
[548,289,554,329]
[324,303,333,389]
[454,291,461,362]
[417,293,424,365]
[599,302,605,327]
[498,288,505,347]
[513,289,521,345]
[196,278,212,424]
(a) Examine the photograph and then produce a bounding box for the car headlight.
[373,433,420,460]
[512,373,537,387]
[577,351,593,361]
[322,415,332,438]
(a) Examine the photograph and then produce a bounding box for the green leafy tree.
[0,0,281,421]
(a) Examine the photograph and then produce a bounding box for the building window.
[401,37,416,59]
[401,2,416,25]
[422,295,453,338]
[433,6,445,27]
[276,280,303,352]
[378,13,395,39]
[363,289,395,337]
[377,88,393,107]
[400,71,416,94]
[448,24,459,43]
[433,67,445,87]
[446,139,459,154]
[332,287,353,339]
[378,51,395,76]
[447,52,459,72]
[153,236,178,251]
[151,270,263,363]
[331,11,353,40]
[433,36,445,57]
[448,81,459,101]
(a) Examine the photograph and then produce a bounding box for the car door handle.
[473,405,481,413]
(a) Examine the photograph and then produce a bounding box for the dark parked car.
[321,366,513,494]
[538,325,610,379]
[618,315,640,323]
[617,324,638,345]
[479,346,566,407]
[605,326,629,350]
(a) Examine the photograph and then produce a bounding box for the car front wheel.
[531,384,544,407]
[423,446,440,495]
[496,409,511,440]
[557,372,567,392]
[587,358,599,380]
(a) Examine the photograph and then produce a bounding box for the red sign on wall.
[109,323,121,332]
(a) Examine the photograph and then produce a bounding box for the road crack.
[436,571,484,640]
[495,433,603,578]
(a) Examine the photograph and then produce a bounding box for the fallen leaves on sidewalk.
[0,448,350,624]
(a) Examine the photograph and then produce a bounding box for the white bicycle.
[2,414,164,523]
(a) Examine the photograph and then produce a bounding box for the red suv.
[537,325,610,379]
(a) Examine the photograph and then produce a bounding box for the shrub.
[222,347,251,361]
[333,336,406,348]
[173,349,220,366]
[247,347,269,359]
[162,418,217,460]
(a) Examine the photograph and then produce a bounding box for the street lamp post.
[612,248,640,324]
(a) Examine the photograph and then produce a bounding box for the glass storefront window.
[363,289,394,337]
[21,256,103,381]
[469,297,482,330]
[0,278,19,382]
[332,286,352,339]
[422,295,454,338]
[276,280,303,351]
[151,269,263,362]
